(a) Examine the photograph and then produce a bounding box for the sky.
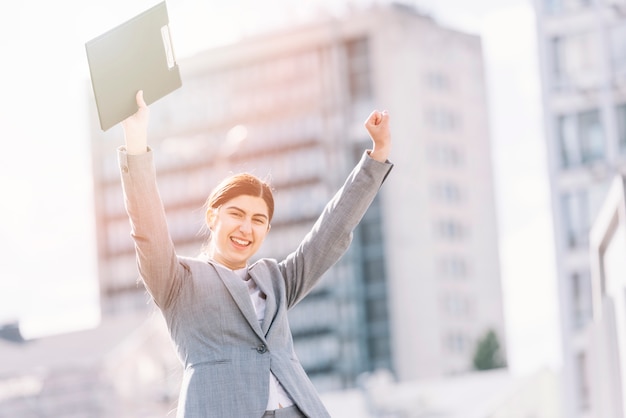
[0,0,561,376]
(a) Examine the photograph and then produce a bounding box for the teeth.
[231,237,250,246]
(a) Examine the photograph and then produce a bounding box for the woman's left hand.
[364,110,391,162]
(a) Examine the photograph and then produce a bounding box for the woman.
[119,91,393,417]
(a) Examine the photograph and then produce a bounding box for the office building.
[90,3,505,391]
[533,0,626,416]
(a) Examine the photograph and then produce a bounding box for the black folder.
[85,2,182,131]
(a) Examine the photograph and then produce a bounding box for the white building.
[90,3,505,391]
[533,0,626,416]
[588,174,626,418]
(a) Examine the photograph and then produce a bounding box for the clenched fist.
[365,110,391,162]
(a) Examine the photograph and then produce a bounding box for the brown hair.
[205,173,275,223]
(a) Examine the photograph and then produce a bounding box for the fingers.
[136,90,147,109]
[365,110,380,126]
[365,110,389,127]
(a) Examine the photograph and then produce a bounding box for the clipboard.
[85,2,182,131]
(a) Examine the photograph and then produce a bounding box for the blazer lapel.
[210,262,264,339]
[250,269,277,336]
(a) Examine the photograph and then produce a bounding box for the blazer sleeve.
[118,147,184,310]
[278,151,393,308]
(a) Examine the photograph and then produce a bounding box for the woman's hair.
[205,173,275,223]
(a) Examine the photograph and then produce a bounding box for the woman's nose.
[239,218,252,233]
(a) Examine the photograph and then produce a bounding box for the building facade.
[90,4,505,391]
[588,174,626,418]
[0,313,180,418]
[533,0,626,416]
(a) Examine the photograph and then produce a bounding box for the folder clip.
[161,25,176,70]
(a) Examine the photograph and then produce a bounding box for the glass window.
[544,0,595,14]
[616,104,626,153]
[425,108,460,132]
[543,0,561,14]
[429,143,464,167]
[559,114,579,168]
[610,23,626,75]
[561,190,590,249]
[579,109,604,163]
[551,31,601,90]
[443,293,471,317]
[432,181,463,204]
[363,256,385,285]
[445,332,468,354]
[368,333,391,367]
[365,294,389,323]
[360,218,383,244]
[435,220,466,240]
[346,38,372,102]
[570,271,592,330]
[426,71,450,91]
[557,109,605,168]
[440,255,468,279]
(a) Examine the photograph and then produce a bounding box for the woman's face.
[206,194,271,270]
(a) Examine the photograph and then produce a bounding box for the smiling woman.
[117,89,392,417]
[204,181,274,270]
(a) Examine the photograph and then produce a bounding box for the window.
[363,256,385,286]
[445,332,468,354]
[432,181,463,204]
[551,32,601,90]
[561,190,590,249]
[576,352,590,409]
[543,0,594,15]
[425,108,461,132]
[429,143,464,167]
[559,114,579,167]
[579,109,604,162]
[435,220,466,240]
[543,0,561,13]
[426,71,450,91]
[558,109,604,168]
[616,104,626,153]
[440,255,468,279]
[610,23,626,76]
[346,38,372,102]
[443,293,471,317]
[570,271,592,330]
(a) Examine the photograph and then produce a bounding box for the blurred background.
[1,0,625,417]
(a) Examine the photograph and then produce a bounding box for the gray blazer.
[118,149,392,418]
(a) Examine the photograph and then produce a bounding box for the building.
[90,3,505,392]
[533,0,626,416]
[0,312,180,418]
[588,173,626,418]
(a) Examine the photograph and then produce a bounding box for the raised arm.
[118,91,182,309]
[121,90,150,155]
[278,110,393,307]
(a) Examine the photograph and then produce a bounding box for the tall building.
[90,3,505,391]
[533,0,626,416]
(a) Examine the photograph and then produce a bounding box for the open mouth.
[230,237,251,247]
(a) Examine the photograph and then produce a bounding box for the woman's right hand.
[121,90,150,155]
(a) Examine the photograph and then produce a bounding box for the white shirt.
[232,266,295,410]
